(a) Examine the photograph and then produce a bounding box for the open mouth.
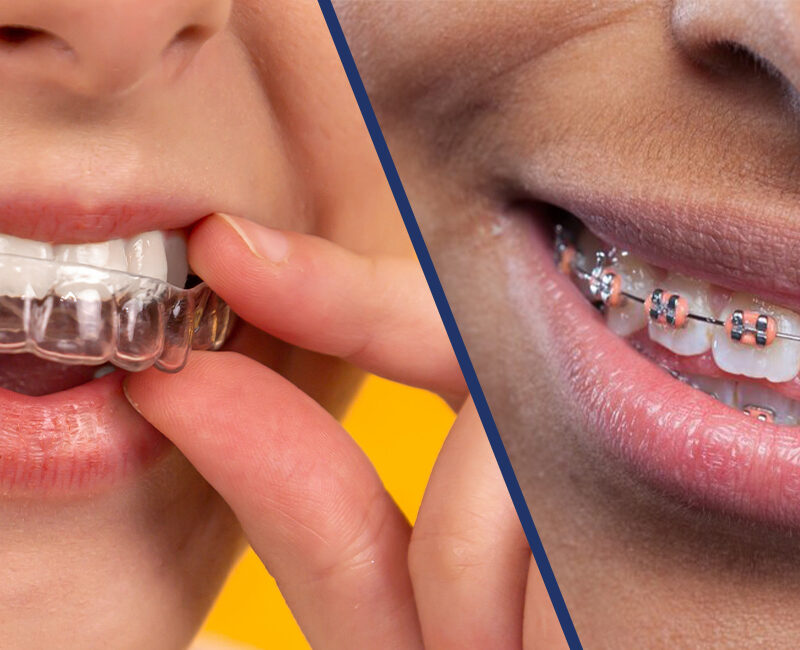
[0,215,235,495]
[554,217,800,426]
[510,201,800,530]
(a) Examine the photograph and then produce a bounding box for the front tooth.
[713,294,800,383]
[53,241,127,300]
[648,273,713,356]
[126,231,168,282]
[0,234,54,297]
[605,253,659,336]
[54,239,128,273]
[0,235,53,260]
[577,228,603,265]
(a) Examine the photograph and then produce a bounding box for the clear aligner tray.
[0,254,233,373]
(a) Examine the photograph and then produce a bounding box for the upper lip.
[511,184,800,313]
[0,196,211,243]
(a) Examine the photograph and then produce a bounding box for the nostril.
[679,36,790,90]
[672,0,800,107]
[0,25,45,45]
[704,40,792,96]
[168,24,211,53]
[0,25,71,53]
[160,23,214,75]
[174,24,207,43]
[706,40,775,74]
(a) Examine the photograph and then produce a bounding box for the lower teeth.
[659,363,797,425]
[92,364,116,379]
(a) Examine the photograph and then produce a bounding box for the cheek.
[229,2,405,250]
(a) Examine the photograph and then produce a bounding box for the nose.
[671,0,800,96]
[0,0,231,96]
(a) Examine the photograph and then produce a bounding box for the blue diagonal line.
[316,2,582,648]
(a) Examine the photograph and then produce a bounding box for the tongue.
[0,353,99,396]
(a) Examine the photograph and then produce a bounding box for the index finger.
[190,213,466,401]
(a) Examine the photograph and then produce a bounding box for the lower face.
[341,0,800,645]
[0,2,407,647]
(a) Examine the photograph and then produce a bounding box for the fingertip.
[193,213,290,264]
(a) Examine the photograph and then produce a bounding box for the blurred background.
[198,374,455,648]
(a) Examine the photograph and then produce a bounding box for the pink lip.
[523,217,800,529]
[0,198,209,243]
[0,370,169,494]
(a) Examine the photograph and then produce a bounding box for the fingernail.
[122,380,144,417]
[216,213,289,263]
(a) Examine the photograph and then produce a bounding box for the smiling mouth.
[0,228,233,396]
[554,218,800,427]
[512,200,800,530]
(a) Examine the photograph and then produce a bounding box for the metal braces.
[554,225,800,347]
[554,225,800,424]
[743,405,775,423]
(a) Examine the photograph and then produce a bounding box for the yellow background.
[199,374,455,648]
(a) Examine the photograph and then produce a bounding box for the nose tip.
[0,0,231,96]
[671,0,800,96]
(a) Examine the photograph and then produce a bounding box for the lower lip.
[519,215,800,529]
[0,370,169,495]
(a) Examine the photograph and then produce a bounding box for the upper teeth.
[604,253,800,383]
[0,231,188,298]
[712,294,800,383]
[605,253,658,336]
[648,273,714,356]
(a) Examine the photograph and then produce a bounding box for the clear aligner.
[0,253,233,373]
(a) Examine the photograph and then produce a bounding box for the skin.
[129,214,564,649]
[1,1,558,648]
[337,0,800,647]
[0,0,407,647]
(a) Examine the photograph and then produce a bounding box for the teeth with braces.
[665,368,792,424]
[0,253,232,374]
[743,404,776,423]
[647,274,715,356]
[554,224,800,425]
[556,225,800,345]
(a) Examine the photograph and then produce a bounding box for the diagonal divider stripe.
[315,2,583,648]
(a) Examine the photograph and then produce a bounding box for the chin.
[0,445,244,648]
